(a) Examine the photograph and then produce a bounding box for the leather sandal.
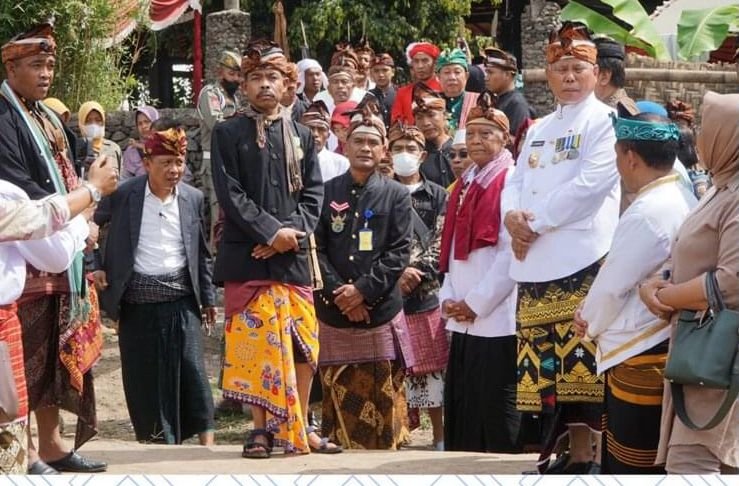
[242,429,273,459]
[306,425,342,454]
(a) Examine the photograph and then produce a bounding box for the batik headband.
[611,114,680,142]
[144,128,188,157]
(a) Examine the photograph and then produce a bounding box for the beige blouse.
[657,173,739,467]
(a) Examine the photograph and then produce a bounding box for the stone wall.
[71,108,206,190]
[205,10,251,84]
[520,1,560,115]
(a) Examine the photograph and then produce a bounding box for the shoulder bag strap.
[671,346,739,431]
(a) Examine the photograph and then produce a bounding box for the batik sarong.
[0,304,27,474]
[318,312,414,450]
[221,284,318,453]
[320,361,409,450]
[601,341,667,474]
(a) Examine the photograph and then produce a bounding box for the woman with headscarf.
[639,91,739,474]
[77,101,122,173]
[121,106,159,180]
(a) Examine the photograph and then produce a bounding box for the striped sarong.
[601,341,668,474]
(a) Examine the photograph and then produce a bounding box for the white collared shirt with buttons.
[133,183,187,276]
[501,92,621,283]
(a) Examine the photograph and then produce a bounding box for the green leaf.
[678,5,739,61]
[560,1,658,57]
[598,0,670,60]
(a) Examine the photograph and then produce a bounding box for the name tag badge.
[358,229,373,252]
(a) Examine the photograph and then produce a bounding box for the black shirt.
[420,137,455,188]
[496,89,536,136]
[315,171,412,328]
[211,114,324,285]
[369,85,397,129]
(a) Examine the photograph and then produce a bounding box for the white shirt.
[581,174,697,373]
[133,183,187,275]
[318,149,350,182]
[440,171,518,338]
[502,92,620,282]
[0,182,88,305]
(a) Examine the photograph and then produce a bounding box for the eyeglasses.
[449,149,468,159]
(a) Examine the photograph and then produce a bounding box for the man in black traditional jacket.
[212,40,340,458]
[0,22,107,474]
[314,96,414,450]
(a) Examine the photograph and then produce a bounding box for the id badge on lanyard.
[359,209,374,252]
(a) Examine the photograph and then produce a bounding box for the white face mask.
[84,124,105,140]
[392,152,420,177]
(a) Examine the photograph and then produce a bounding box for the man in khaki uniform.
[197,50,242,244]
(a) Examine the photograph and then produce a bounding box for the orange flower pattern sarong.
[221,284,318,453]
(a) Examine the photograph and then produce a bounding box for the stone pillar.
[521,1,560,115]
[205,10,251,84]
[224,0,239,10]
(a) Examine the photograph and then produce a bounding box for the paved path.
[81,440,538,475]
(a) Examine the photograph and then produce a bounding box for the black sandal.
[306,425,343,454]
[242,429,274,459]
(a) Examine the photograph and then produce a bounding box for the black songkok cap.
[594,37,625,61]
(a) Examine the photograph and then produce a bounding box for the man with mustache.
[211,40,339,458]
[502,22,620,474]
[313,96,413,450]
[197,50,243,245]
[0,22,107,474]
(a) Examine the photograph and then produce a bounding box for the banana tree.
[560,0,671,60]
[677,5,739,61]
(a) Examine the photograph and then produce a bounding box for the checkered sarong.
[123,268,192,304]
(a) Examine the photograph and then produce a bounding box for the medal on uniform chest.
[552,134,582,163]
[528,152,540,169]
[329,201,350,233]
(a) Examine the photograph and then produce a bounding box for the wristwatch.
[83,182,102,203]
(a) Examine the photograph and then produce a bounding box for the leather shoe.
[27,460,59,475]
[45,450,107,473]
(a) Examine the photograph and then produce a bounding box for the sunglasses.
[449,149,468,159]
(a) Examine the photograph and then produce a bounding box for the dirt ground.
[52,318,537,474]
[63,318,438,448]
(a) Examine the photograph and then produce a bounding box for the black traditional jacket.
[369,85,397,129]
[420,137,454,188]
[211,114,324,285]
[315,171,411,328]
[0,96,78,199]
[497,89,536,136]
